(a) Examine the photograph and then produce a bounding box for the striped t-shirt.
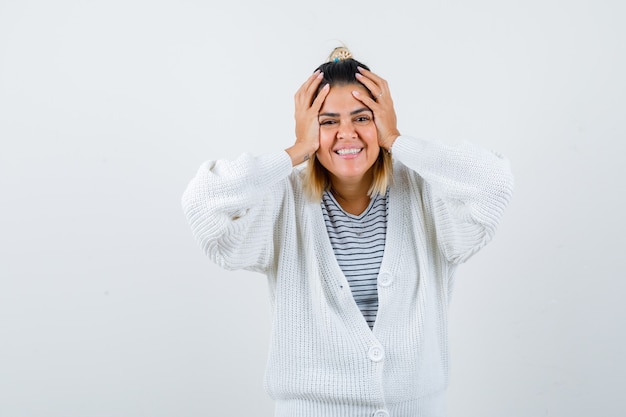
[321,190,388,329]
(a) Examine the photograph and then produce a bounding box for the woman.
[182,47,514,417]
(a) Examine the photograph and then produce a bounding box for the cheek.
[357,125,379,143]
[318,130,335,150]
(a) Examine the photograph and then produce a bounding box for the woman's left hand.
[353,67,401,151]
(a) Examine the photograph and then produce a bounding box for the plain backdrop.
[1,0,625,416]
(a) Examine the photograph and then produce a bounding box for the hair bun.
[328,46,353,62]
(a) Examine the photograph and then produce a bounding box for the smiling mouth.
[335,148,363,156]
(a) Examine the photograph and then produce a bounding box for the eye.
[319,119,337,126]
[354,115,371,124]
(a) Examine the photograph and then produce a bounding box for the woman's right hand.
[286,70,330,166]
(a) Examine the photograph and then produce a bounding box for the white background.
[1,0,625,416]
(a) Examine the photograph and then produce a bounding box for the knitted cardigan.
[181,135,514,417]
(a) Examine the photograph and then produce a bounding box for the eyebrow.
[319,107,372,118]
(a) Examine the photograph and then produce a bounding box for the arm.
[354,67,514,264]
[181,71,330,272]
[181,151,292,273]
[393,135,514,264]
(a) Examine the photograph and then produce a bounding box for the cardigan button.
[368,345,384,362]
[373,410,390,417]
[378,272,393,287]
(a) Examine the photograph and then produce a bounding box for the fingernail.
[352,90,360,96]
[355,72,363,77]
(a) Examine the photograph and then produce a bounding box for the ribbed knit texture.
[181,136,514,417]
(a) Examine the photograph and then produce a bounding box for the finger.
[295,70,321,98]
[357,66,386,85]
[306,72,325,102]
[296,71,324,106]
[310,83,330,112]
[303,69,322,88]
[303,71,324,96]
[355,72,379,94]
[351,89,378,109]
[355,73,386,100]
[356,68,389,97]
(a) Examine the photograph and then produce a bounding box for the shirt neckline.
[322,189,386,220]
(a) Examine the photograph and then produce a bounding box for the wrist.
[380,133,400,151]
[285,142,317,166]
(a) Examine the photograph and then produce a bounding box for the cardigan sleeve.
[181,151,294,273]
[391,135,514,264]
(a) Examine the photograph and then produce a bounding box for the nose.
[337,121,357,139]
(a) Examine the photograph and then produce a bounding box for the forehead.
[320,84,371,113]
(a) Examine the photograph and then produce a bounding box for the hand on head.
[353,67,401,151]
[288,70,330,165]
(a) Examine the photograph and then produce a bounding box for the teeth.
[336,148,362,155]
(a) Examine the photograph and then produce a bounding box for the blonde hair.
[302,150,393,201]
[301,46,394,201]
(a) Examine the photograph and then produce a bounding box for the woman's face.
[316,84,380,186]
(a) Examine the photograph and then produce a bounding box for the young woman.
[182,47,514,417]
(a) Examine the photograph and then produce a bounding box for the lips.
[335,148,363,156]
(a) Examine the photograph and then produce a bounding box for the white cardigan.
[181,135,514,417]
